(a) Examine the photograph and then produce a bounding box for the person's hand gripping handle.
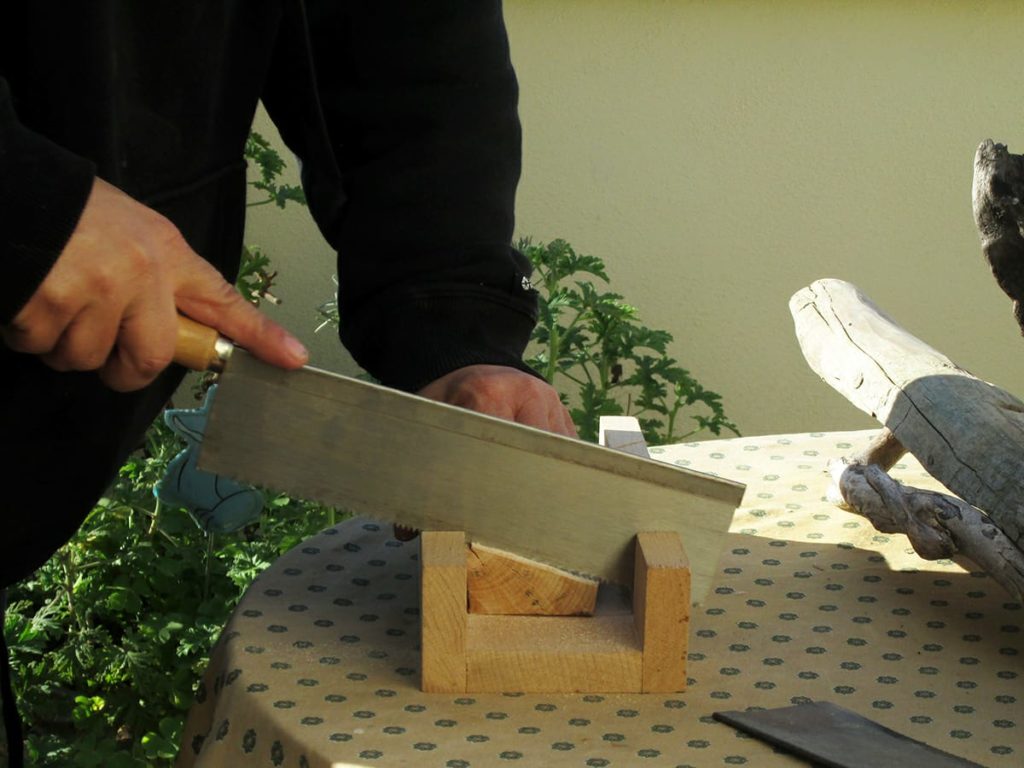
[3,178,308,388]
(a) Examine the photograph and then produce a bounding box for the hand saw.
[174,316,745,597]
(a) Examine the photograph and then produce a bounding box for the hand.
[2,177,308,391]
[417,364,577,437]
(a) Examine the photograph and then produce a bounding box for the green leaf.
[517,237,737,444]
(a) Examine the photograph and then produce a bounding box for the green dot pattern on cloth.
[178,430,1021,766]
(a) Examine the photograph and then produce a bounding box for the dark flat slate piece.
[713,701,987,768]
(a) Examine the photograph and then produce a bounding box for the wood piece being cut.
[467,542,599,616]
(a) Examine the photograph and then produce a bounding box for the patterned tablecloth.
[177,430,1021,767]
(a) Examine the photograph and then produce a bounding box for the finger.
[2,320,59,357]
[174,259,308,369]
[518,393,576,437]
[40,304,121,373]
[2,293,80,357]
[536,396,576,438]
[560,406,579,438]
[98,292,179,392]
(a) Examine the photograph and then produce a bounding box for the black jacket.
[0,0,538,393]
[0,0,538,589]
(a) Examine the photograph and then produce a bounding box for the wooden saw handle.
[174,315,233,372]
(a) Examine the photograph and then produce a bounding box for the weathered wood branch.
[823,427,1024,600]
[846,428,908,470]
[829,460,1024,601]
[825,430,1024,599]
[790,278,1024,597]
[791,279,1024,548]
[824,428,907,508]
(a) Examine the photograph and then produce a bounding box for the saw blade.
[197,351,745,596]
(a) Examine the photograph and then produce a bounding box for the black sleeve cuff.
[339,282,541,393]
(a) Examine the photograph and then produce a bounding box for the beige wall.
[248,1,1024,437]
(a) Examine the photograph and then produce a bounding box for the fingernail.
[285,336,309,364]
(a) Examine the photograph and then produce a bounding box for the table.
[177,431,1021,767]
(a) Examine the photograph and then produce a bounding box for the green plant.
[4,423,338,766]
[522,238,737,444]
[312,239,736,444]
[2,132,335,767]
[244,132,306,210]
[235,132,305,308]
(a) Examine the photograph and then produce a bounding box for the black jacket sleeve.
[0,78,96,323]
[263,0,539,392]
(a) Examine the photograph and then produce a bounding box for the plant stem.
[203,535,215,602]
[561,371,588,388]
[60,550,85,634]
[148,498,162,538]
[545,322,560,383]
[665,395,683,444]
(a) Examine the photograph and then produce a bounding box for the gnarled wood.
[790,278,1024,598]
[822,425,1024,600]
[825,428,907,509]
[830,460,1024,601]
[791,278,1024,548]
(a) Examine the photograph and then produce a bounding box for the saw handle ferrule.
[174,315,233,372]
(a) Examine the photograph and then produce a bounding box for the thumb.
[175,261,308,370]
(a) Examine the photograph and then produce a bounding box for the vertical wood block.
[634,532,690,692]
[420,531,468,692]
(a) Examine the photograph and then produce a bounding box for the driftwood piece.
[790,279,1024,598]
[829,458,1024,601]
[973,139,1024,335]
[791,279,1024,546]
[826,427,1024,599]
[822,428,907,508]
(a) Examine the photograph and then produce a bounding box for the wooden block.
[420,532,468,693]
[634,531,690,692]
[466,613,642,692]
[599,415,651,458]
[467,542,599,616]
[421,528,690,694]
